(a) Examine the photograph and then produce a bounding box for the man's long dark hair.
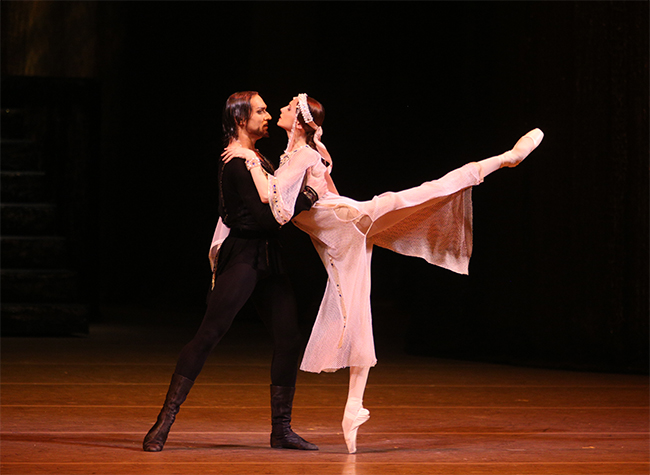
[222,91,258,146]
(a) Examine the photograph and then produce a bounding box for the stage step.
[1,303,88,336]
[1,107,31,141]
[1,269,80,303]
[1,139,43,171]
[1,203,59,235]
[1,236,69,268]
[1,79,96,335]
[1,171,50,202]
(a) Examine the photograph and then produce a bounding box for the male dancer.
[143,91,323,452]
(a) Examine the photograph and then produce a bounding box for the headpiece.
[283,93,332,170]
[297,93,317,129]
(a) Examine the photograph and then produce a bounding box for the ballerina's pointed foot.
[501,128,544,168]
[342,407,370,454]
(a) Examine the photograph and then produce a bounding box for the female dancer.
[222,94,543,453]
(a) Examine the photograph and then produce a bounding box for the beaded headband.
[283,93,332,171]
[297,93,317,129]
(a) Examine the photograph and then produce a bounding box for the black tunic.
[216,156,313,277]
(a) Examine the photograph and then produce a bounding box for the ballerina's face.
[277,97,300,132]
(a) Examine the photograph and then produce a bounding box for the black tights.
[174,263,302,387]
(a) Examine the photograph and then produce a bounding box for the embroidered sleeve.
[268,147,321,225]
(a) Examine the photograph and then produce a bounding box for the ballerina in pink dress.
[220,93,543,453]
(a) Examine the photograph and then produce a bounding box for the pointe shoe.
[500,128,544,168]
[342,406,370,454]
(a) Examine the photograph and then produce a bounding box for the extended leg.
[342,365,371,453]
[477,128,544,179]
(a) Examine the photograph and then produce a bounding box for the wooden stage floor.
[2,306,648,474]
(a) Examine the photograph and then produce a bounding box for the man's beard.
[255,126,270,140]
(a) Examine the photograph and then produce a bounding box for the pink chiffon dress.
[212,145,483,373]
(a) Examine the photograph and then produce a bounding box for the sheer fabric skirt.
[297,163,482,373]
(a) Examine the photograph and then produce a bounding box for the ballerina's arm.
[268,147,324,225]
[221,146,270,203]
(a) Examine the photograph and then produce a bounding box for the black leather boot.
[270,385,318,450]
[143,373,194,452]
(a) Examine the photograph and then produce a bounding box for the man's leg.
[143,263,259,452]
[174,263,259,380]
[254,274,318,450]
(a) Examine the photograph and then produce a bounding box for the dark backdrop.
[2,1,648,373]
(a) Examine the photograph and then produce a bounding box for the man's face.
[244,95,272,140]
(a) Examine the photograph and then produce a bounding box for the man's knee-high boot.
[143,373,194,452]
[270,385,318,450]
